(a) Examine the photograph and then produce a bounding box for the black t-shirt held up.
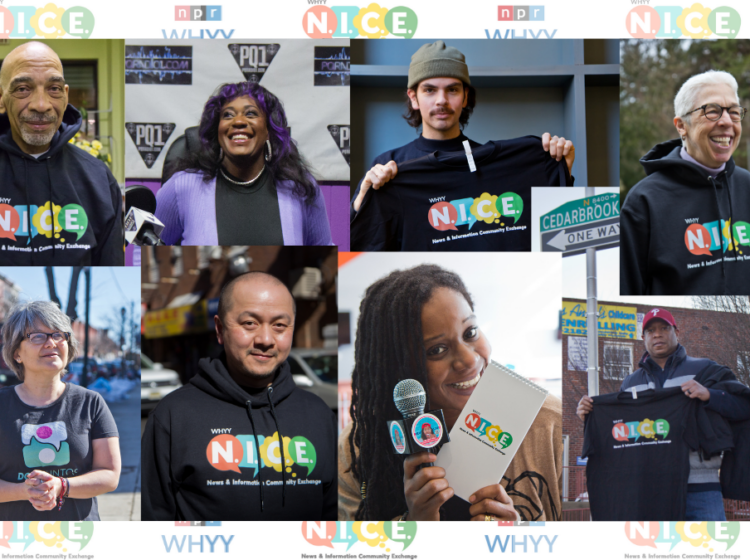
[583,388,700,521]
[351,136,571,251]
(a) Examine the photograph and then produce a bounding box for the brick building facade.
[562,298,750,470]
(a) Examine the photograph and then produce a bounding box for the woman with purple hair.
[155,82,333,245]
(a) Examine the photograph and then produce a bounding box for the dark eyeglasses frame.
[25,332,71,344]
[682,103,747,122]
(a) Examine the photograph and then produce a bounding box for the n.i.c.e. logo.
[0,202,89,244]
[428,192,523,232]
[1,522,94,553]
[612,418,670,443]
[626,3,741,39]
[206,431,317,478]
[301,522,417,553]
[302,3,418,39]
[0,3,95,39]
[626,522,740,553]
[684,218,750,257]
[464,412,513,449]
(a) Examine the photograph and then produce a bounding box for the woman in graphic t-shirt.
[0,301,121,521]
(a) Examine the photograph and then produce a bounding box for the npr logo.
[498,5,544,21]
[175,5,222,21]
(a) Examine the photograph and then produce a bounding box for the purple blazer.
[155,171,333,246]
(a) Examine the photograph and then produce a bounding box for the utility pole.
[121,307,126,378]
[130,301,135,361]
[82,267,91,388]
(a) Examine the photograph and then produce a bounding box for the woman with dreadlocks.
[339,264,562,521]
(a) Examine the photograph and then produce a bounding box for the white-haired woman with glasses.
[0,301,121,521]
[621,69,750,296]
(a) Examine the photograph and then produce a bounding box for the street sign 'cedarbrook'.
[540,193,620,255]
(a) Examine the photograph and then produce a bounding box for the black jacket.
[621,139,750,295]
[141,355,337,521]
[0,105,123,265]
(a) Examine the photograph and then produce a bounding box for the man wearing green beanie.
[350,40,575,214]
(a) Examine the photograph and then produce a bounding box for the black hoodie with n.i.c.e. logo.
[0,105,123,265]
[141,354,337,521]
[621,138,750,295]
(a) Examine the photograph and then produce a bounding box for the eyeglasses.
[682,103,747,122]
[25,332,70,345]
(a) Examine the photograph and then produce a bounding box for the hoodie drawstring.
[726,179,738,261]
[245,401,265,512]
[22,158,33,265]
[708,175,727,293]
[268,386,286,507]
[47,159,55,259]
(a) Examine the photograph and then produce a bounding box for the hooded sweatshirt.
[621,139,750,295]
[141,354,337,521]
[0,105,123,265]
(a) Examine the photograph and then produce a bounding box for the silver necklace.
[220,164,266,186]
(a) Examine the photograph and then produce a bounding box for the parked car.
[141,353,182,414]
[0,370,20,389]
[287,349,337,410]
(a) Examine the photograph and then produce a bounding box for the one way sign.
[541,217,619,256]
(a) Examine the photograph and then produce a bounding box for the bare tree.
[690,296,750,385]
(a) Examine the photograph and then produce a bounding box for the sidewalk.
[98,384,141,521]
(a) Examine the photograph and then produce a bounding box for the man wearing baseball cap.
[350,40,575,215]
[578,307,750,520]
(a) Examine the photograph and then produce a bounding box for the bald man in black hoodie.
[0,41,123,265]
[142,272,337,521]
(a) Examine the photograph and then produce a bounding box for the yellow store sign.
[562,301,638,339]
[144,300,208,338]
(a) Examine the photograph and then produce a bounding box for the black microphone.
[123,185,164,246]
[125,185,157,214]
[389,379,449,467]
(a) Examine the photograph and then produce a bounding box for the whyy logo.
[301,522,417,552]
[626,3,741,39]
[302,3,418,38]
[626,522,740,552]
[428,192,523,232]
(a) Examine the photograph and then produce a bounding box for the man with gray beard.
[0,41,123,265]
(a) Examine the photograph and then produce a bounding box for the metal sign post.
[585,187,599,398]
[541,191,616,396]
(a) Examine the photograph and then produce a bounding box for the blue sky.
[0,267,140,332]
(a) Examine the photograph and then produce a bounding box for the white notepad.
[434,361,549,502]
